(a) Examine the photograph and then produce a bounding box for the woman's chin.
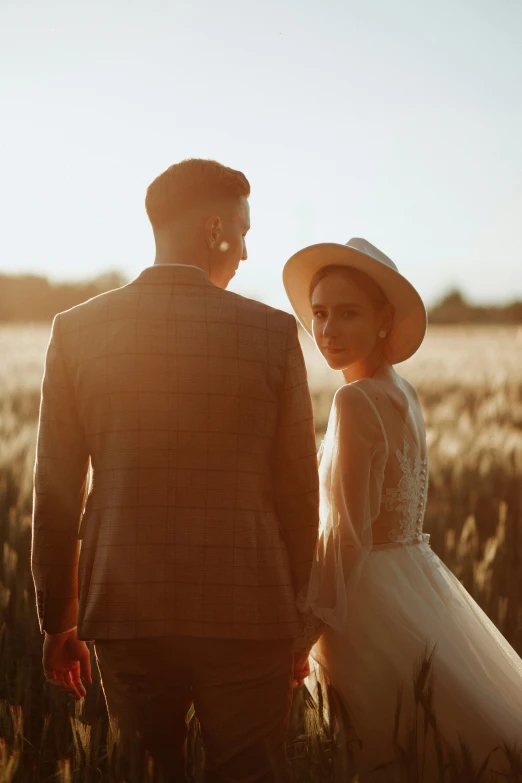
[322,353,348,372]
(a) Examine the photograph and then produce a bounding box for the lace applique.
[294,611,325,653]
[383,441,429,544]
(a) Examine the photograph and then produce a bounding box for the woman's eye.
[342,311,356,318]
[312,311,325,319]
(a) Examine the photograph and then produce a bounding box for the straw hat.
[283,237,427,364]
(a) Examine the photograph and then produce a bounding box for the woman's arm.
[298,383,388,634]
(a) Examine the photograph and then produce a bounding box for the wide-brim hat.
[283,237,428,364]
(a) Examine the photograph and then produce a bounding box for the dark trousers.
[95,635,294,782]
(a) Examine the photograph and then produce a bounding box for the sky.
[1,0,521,311]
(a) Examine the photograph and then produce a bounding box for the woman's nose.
[322,318,338,338]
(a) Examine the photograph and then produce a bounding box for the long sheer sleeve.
[297,383,388,635]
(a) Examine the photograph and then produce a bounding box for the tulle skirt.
[309,540,522,776]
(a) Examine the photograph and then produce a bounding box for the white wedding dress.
[300,364,522,773]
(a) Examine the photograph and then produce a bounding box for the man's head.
[145,159,250,289]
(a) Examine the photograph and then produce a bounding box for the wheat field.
[1,323,522,781]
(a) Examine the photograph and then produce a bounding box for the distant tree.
[92,271,128,291]
[0,270,127,323]
[428,288,522,325]
[437,289,468,307]
[0,275,521,325]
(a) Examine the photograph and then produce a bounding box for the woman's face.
[311,270,384,371]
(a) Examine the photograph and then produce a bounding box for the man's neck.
[153,253,208,273]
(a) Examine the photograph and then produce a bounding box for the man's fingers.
[70,669,87,698]
[44,668,84,699]
[65,639,92,687]
[79,650,92,686]
[293,659,310,688]
[63,670,85,700]
[45,671,67,689]
[44,669,61,684]
[47,678,67,689]
[42,639,91,699]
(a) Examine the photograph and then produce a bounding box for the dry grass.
[1,324,522,781]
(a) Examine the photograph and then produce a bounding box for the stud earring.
[378,330,387,338]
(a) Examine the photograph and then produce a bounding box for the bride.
[283,238,522,773]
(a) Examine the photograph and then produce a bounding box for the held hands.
[43,629,92,700]
[293,650,311,688]
[43,630,309,695]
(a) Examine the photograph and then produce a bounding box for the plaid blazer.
[32,265,320,640]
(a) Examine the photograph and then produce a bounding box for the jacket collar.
[131,264,214,288]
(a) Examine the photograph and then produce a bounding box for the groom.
[31,159,320,780]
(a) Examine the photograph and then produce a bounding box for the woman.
[283,238,522,774]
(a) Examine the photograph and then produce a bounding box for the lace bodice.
[383,442,429,544]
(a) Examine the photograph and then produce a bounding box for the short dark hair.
[145,158,250,229]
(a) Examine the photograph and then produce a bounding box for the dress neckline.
[358,371,424,456]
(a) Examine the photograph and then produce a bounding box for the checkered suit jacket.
[32,265,320,640]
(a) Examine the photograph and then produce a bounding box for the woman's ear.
[382,303,395,333]
[204,215,222,250]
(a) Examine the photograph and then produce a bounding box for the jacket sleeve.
[31,314,90,634]
[271,315,320,597]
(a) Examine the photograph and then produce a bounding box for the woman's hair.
[309,264,390,312]
[145,158,250,230]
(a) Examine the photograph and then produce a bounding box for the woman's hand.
[293,650,311,688]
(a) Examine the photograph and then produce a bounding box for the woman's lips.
[323,346,344,354]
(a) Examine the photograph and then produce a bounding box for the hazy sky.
[1,0,521,311]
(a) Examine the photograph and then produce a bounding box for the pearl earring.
[378,330,387,338]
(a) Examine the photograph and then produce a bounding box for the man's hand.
[293,650,311,688]
[43,629,92,700]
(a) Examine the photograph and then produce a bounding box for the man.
[32,159,320,781]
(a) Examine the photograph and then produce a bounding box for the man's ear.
[204,215,222,250]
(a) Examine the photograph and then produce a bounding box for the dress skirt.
[310,540,522,775]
